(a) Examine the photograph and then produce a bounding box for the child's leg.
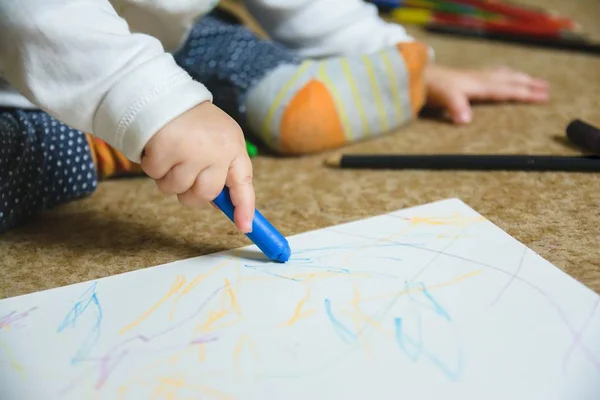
[173,12,429,155]
[0,108,142,233]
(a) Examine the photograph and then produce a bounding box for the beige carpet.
[2,0,599,300]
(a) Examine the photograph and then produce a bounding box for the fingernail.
[458,111,472,123]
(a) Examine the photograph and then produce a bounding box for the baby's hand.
[424,64,550,124]
[141,102,255,233]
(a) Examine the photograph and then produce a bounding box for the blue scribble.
[57,282,103,364]
[406,282,451,321]
[394,317,462,381]
[244,264,300,282]
[324,299,357,343]
[394,315,423,361]
[376,256,404,262]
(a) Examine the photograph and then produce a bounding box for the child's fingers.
[155,162,199,195]
[227,155,255,233]
[484,84,548,103]
[177,166,228,208]
[494,69,549,91]
[445,91,473,124]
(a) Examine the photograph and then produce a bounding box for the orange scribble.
[119,275,186,335]
[281,287,314,327]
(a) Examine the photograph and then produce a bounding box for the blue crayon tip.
[212,187,291,263]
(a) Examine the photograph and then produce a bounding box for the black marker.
[566,119,600,154]
[325,153,600,172]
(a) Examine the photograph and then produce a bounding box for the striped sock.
[84,134,144,180]
[244,42,429,155]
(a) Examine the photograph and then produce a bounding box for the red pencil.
[391,9,578,39]
[445,0,576,30]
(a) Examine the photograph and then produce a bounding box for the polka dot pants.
[0,108,97,233]
[173,10,302,126]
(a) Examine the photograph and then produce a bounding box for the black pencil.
[424,24,600,56]
[325,154,600,172]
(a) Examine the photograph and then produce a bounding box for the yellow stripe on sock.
[262,61,313,137]
[362,55,389,132]
[381,51,404,124]
[317,62,353,140]
[341,59,370,137]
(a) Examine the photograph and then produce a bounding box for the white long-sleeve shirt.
[0,0,417,162]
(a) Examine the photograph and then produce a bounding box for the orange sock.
[244,42,429,155]
[84,134,145,180]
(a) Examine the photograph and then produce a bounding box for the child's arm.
[0,0,256,232]
[242,0,423,58]
[0,0,212,163]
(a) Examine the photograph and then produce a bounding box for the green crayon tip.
[246,140,258,157]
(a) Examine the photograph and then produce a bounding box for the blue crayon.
[212,187,291,263]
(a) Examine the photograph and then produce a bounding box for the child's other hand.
[141,102,255,233]
[424,64,550,124]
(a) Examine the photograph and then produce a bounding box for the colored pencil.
[390,9,581,39]
[325,153,600,172]
[443,0,576,30]
[371,0,494,18]
[425,23,599,55]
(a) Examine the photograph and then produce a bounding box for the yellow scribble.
[234,335,257,377]
[362,269,484,302]
[352,284,361,333]
[169,261,230,320]
[224,279,242,316]
[195,279,243,334]
[0,341,24,377]
[343,309,395,339]
[291,271,371,284]
[119,275,186,335]
[402,214,485,227]
[200,309,228,332]
[197,343,206,363]
[117,385,129,400]
[281,288,314,327]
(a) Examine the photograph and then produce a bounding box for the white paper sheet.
[1,198,599,400]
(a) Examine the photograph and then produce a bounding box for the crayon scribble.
[394,317,462,381]
[57,282,103,364]
[119,275,186,335]
[394,282,462,381]
[324,299,357,344]
[0,307,38,331]
[406,282,452,321]
[329,226,600,370]
[0,341,25,377]
[563,296,600,372]
[244,264,301,282]
[59,285,224,395]
[281,287,314,327]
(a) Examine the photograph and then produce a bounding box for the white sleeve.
[242,0,423,58]
[0,0,213,163]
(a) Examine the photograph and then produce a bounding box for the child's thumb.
[444,92,472,124]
